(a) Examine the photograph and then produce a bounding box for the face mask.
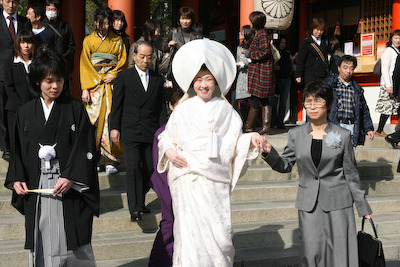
[46,11,58,20]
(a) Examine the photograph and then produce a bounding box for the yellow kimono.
[80,31,127,162]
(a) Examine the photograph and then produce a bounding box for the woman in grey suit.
[262,80,372,267]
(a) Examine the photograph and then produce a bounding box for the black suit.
[0,11,30,152]
[110,66,166,214]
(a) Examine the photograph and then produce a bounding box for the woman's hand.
[295,77,302,84]
[165,148,188,169]
[81,89,91,103]
[13,181,28,195]
[53,177,73,196]
[168,40,177,48]
[104,73,116,84]
[386,86,393,94]
[364,214,372,220]
[251,133,269,152]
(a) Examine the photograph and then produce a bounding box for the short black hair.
[46,0,62,10]
[133,40,153,54]
[14,29,36,58]
[249,11,266,30]
[28,3,46,22]
[29,45,68,95]
[302,80,333,111]
[338,55,357,68]
[169,86,184,107]
[94,7,113,31]
[178,6,195,27]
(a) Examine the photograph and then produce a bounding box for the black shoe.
[131,211,142,222]
[141,207,151,214]
[2,151,10,160]
[385,135,400,149]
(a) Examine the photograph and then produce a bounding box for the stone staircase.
[1,133,400,267]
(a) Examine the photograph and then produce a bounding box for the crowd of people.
[0,0,396,266]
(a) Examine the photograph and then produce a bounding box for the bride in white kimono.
[157,39,266,267]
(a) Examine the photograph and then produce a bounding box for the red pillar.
[62,0,84,99]
[108,0,135,43]
[393,0,400,31]
[240,0,254,29]
[297,0,308,122]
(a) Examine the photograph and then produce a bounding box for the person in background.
[110,41,166,222]
[4,30,36,162]
[43,0,76,73]
[329,36,344,75]
[160,6,202,79]
[235,25,254,127]
[80,6,127,174]
[271,35,293,129]
[327,55,374,147]
[262,80,372,267]
[26,3,56,48]
[5,46,99,267]
[112,10,130,55]
[246,11,275,135]
[148,86,184,267]
[295,17,329,85]
[374,30,400,139]
[0,0,30,158]
[128,19,162,72]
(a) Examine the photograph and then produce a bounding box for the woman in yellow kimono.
[80,7,127,174]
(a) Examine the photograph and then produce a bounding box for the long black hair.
[240,25,255,50]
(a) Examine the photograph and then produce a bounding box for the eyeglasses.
[304,99,325,108]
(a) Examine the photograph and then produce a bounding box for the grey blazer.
[263,122,372,217]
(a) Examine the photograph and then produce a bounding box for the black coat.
[4,62,35,113]
[110,67,167,143]
[0,11,30,151]
[5,96,99,250]
[295,35,329,84]
[43,18,76,72]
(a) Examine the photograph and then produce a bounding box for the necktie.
[8,16,15,42]
[142,73,148,90]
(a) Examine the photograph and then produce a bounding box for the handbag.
[373,58,382,78]
[357,217,385,267]
[270,40,281,63]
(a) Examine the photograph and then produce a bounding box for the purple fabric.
[148,125,174,267]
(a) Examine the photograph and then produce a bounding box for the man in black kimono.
[4,47,99,266]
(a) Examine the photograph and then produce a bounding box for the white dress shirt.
[311,35,321,46]
[135,65,149,91]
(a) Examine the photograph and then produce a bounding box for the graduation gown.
[5,95,99,251]
[157,96,259,267]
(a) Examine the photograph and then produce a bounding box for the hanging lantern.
[356,20,362,34]
[254,0,295,30]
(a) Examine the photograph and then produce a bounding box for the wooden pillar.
[61,0,84,99]
[240,0,254,28]
[393,0,400,31]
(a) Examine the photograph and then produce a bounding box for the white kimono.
[158,96,259,267]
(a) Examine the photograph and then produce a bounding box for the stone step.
[1,194,400,241]
[2,214,400,266]
[2,175,400,216]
